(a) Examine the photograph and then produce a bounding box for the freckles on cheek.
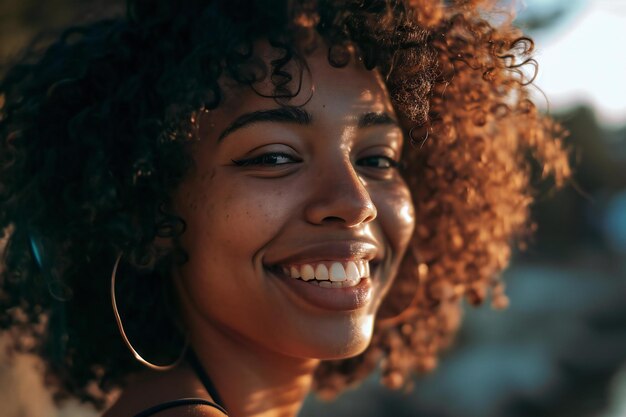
[179,172,300,257]
[190,194,212,214]
[219,183,295,243]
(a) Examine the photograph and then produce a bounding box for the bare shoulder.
[101,365,225,417]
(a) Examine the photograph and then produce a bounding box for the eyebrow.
[217,106,312,142]
[357,112,399,129]
[217,107,399,142]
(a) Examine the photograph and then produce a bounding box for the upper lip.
[264,240,382,267]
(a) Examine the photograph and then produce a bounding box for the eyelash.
[232,152,301,167]
[356,155,401,170]
[232,152,400,170]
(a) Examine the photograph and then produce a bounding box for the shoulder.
[101,366,226,417]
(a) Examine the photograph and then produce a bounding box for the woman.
[0,0,570,416]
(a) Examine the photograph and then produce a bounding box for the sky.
[523,0,626,127]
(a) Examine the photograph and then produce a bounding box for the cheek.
[177,175,300,266]
[372,180,415,253]
[368,181,415,314]
[216,180,299,247]
[174,175,300,321]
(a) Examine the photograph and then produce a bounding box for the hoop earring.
[111,252,189,371]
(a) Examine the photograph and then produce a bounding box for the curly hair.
[0,0,570,410]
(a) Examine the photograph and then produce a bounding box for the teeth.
[346,262,359,280]
[290,266,300,278]
[301,264,315,281]
[325,279,360,288]
[315,264,329,280]
[276,260,373,285]
[329,262,346,282]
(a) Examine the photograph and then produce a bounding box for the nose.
[304,158,377,227]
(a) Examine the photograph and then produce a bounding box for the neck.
[188,316,319,417]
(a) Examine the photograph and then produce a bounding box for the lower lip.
[269,270,373,311]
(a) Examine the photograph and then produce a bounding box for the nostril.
[304,170,377,226]
[318,206,376,226]
[321,216,345,224]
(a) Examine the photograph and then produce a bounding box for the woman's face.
[173,45,415,360]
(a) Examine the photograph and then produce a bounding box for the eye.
[356,155,400,169]
[232,152,301,167]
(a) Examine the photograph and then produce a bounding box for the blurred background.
[1,0,625,416]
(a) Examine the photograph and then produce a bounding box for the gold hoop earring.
[111,252,189,371]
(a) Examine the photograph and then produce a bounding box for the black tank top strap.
[133,397,227,417]
[132,349,228,417]
[186,348,227,413]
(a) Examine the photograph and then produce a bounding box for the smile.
[265,258,377,311]
[277,260,370,288]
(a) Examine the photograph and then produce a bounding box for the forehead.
[208,41,395,131]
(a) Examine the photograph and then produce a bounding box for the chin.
[286,314,376,361]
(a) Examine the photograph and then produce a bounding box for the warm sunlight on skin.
[0,1,576,416]
[170,42,415,417]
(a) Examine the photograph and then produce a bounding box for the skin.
[104,43,415,417]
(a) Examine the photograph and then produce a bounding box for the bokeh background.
[1,1,625,416]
